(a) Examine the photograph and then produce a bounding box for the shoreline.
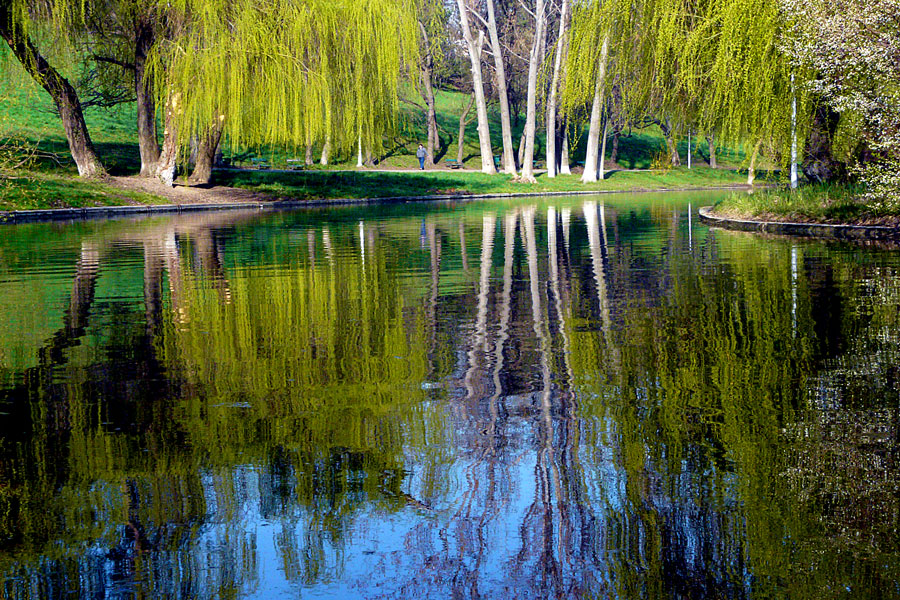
[1,183,752,225]
[698,206,900,240]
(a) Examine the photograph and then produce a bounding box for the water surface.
[0,191,898,599]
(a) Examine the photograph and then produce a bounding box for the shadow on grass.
[23,139,142,177]
[212,170,512,200]
[614,134,666,169]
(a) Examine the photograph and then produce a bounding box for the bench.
[445,159,461,169]
[250,158,270,170]
[286,158,305,170]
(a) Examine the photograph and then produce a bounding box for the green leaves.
[146,0,420,155]
[564,0,807,159]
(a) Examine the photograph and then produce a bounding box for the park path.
[111,175,269,204]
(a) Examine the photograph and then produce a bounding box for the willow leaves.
[149,0,420,156]
[564,0,806,165]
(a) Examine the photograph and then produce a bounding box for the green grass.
[214,166,749,201]
[1,74,141,176]
[0,170,165,210]
[709,184,899,225]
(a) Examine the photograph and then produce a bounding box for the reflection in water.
[0,193,899,599]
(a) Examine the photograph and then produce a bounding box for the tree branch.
[92,54,135,71]
[469,8,491,31]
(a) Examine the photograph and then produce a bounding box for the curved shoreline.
[698,206,900,241]
[0,184,749,225]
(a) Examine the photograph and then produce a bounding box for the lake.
[0,191,898,599]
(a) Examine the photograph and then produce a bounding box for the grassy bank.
[214,166,750,200]
[0,170,165,211]
[709,184,900,226]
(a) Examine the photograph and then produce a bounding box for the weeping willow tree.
[147,0,419,184]
[563,0,809,180]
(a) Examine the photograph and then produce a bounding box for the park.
[0,1,898,599]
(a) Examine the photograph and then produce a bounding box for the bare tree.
[546,0,570,178]
[456,0,497,173]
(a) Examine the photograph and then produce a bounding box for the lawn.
[214,166,750,201]
[709,184,899,226]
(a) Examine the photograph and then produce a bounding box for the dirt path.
[110,176,272,204]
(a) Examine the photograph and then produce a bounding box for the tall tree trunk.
[458,92,475,164]
[521,0,548,183]
[803,103,844,183]
[188,134,199,170]
[598,115,609,180]
[0,23,105,178]
[485,0,517,174]
[320,135,332,165]
[687,129,692,169]
[419,21,439,167]
[456,0,496,174]
[546,0,570,178]
[659,118,681,167]
[189,117,224,185]
[560,128,571,174]
[790,73,799,189]
[581,34,609,183]
[518,133,526,169]
[747,139,761,185]
[305,132,314,166]
[432,112,441,157]
[134,14,160,177]
[155,92,180,186]
[610,129,620,165]
[706,134,717,168]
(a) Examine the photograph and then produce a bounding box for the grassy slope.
[2,58,752,209]
[1,69,161,209]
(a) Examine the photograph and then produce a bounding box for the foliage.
[146,0,420,156]
[564,0,808,164]
[782,0,900,206]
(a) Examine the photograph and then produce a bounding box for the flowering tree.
[784,0,900,203]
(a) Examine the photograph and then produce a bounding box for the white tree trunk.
[790,72,798,189]
[521,0,548,183]
[546,0,570,179]
[560,130,571,174]
[748,140,761,185]
[320,135,331,165]
[456,0,496,174]
[687,130,692,169]
[357,135,363,168]
[581,34,609,183]
[419,21,438,167]
[598,115,609,180]
[486,0,517,174]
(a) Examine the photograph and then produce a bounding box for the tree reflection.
[0,199,898,599]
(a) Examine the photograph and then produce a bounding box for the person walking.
[416,143,426,170]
